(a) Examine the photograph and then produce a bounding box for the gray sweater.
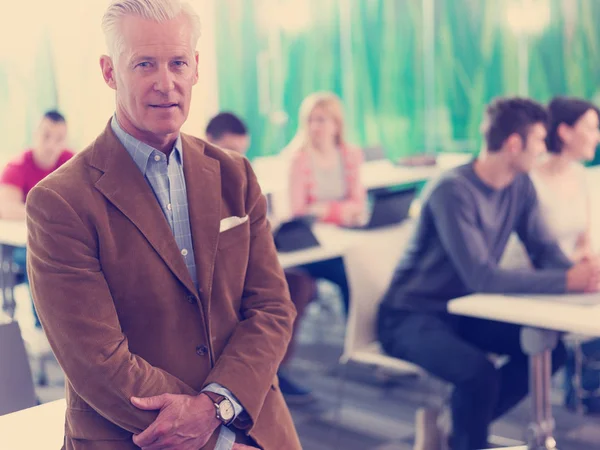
[381,162,573,312]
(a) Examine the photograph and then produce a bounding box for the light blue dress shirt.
[111,116,243,450]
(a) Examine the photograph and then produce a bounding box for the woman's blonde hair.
[101,0,201,59]
[282,91,347,156]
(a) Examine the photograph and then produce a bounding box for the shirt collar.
[110,115,183,175]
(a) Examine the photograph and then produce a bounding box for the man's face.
[100,14,199,146]
[32,118,67,167]
[511,123,548,173]
[212,133,250,155]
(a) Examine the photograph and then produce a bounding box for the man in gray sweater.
[377,97,600,450]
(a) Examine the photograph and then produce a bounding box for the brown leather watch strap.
[203,391,226,405]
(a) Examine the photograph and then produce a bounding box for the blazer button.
[196,345,208,356]
[186,295,195,304]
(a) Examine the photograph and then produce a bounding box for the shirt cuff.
[202,383,245,420]
[215,425,236,450]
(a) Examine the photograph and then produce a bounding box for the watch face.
[219,399,235,422]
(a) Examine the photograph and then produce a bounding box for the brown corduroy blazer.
[26,122,301,450]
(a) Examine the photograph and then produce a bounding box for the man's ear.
[192,51,199,85]
[100,55,117,90]
[504,133,524,155]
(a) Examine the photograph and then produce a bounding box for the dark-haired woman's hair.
[546,97,600,153]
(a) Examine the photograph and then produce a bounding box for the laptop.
[349,187,417,230]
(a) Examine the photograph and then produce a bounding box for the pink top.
[289,145,366,225]
[0,149,74,201]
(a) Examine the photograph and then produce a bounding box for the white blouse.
[500,163,588,268]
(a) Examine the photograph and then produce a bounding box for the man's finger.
[131,394,168,411]
[132,419,169,447]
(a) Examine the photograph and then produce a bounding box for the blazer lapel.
[181,134,221,307]
[90,123,197,297]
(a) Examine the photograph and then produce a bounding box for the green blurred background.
[215,0,600,160]
[1,0,599,163]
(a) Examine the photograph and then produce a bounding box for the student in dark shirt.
[377,97,600,450]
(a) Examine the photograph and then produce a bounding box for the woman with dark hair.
[502,96,600,268]
[500,96,600,414]
[534,96,600,260]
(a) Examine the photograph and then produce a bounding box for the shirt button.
[181,249,188,256]
[154,155,161,162]
[196,344,208,356]
[167,203,172,211]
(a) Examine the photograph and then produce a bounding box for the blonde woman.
[279,92,365,402]
[287,91,367,226]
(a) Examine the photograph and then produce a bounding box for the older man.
[26,1,300,449]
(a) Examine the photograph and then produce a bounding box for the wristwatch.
[204,392,235,425]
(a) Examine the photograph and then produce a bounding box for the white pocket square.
[219,215,249,232]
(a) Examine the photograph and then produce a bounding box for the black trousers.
[299,257,350,315]
[377,308,566,450]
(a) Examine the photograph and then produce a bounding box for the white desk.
[0,220,27,247]
[448,293,600,337]
[0,398,66,449]
[254,153,472,221]
[361,153,472,191]
[276,223,360,269]
[448,293,600,449]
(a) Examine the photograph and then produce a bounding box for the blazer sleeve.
[26,185,198,434]
[203,158,297,430]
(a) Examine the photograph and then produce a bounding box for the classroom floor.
[15,284,600,450]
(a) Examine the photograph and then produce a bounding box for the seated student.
[206,111,251,155]
[377,97,600,450]
[502,97,600,267]
[286,92,365,317]
[205,111,317,403]
[0,110,74,328]
[502,97,600,411]
[287,91,367,226]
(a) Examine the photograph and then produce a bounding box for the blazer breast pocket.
[218,219,250,251]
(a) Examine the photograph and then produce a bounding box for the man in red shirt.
[0,110,74,219]
[0,110,74,327]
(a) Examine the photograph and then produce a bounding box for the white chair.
[335,224,523,448]
[339,222,422,375]
[0,316,37,415]
[333,224,432,449]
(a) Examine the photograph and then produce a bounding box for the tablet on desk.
[273,216,320,252]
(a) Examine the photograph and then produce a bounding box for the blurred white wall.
[0,0,219,163]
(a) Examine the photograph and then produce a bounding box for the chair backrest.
[341,222,415,360]
[0,319,37,415]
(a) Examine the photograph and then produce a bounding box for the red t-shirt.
[0,149,75,201]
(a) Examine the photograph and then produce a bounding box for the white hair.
[101,0,201,59]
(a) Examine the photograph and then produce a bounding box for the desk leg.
[527,349,558,450]
[0,244,17,319]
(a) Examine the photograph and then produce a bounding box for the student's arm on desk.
[0,185,26,220]
[26,185,198,435]
[429,181,568,294]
